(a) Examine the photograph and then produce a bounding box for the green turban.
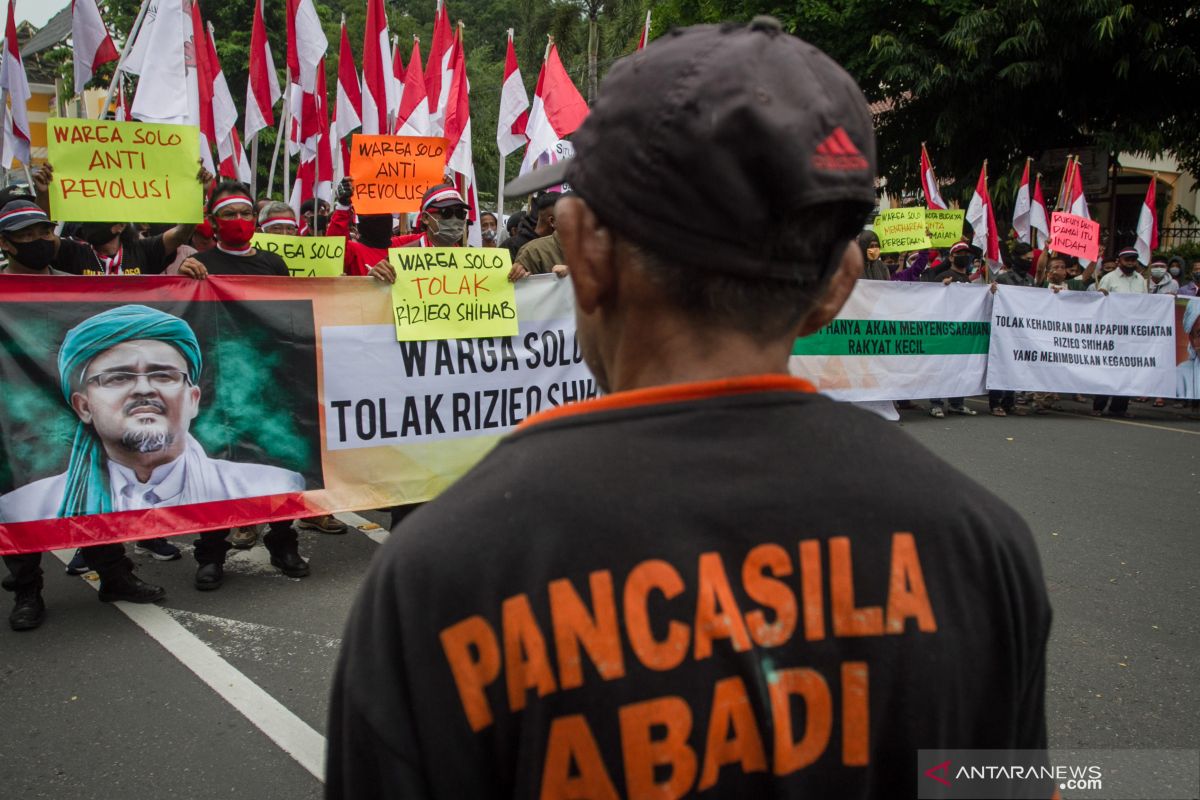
[56,305,203,518]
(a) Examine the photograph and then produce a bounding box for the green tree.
[654,0,1200,210]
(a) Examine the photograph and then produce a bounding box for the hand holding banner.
[874,208,931,251]
[252,234,346,277]
[388,247,518,341]
[1049,212,1100,262]
[46,119,204,223]
[926,210,966,248]
[349,135,447,214]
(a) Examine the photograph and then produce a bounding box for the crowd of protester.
[856,220,1200,418]
[0,162,1196,632]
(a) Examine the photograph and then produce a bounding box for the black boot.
[97,568,166,604]
[9,585,45,631]
[195,562,224,591]
[268,546,310,578]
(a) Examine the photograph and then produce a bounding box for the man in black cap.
[328,18,1052,799]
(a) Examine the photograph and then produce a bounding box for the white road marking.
[51,549,327,783]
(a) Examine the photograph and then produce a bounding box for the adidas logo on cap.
[813,127,869,172]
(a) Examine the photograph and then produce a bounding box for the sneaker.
[294,515,348,535]
[947,405,978,416]
[230,526,260,549]
[929,406,945,419]
[133,538,181,561]
[990,407,1007,417]
[64,549,90,576]
[9,586,45,631]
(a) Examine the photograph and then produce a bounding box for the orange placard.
[349,135,447,214]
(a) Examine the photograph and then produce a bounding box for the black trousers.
[2,543,128,592]
[1093,395,1130,415]
[194,520,297,565]
[989,390,1016,410]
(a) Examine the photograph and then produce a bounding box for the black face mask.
[357,216,394,247]
[82,225,120,248]
[311,214,330,233]
[10,238,56,270]
[1013,258,1031,274]
[952,254,971,271]
[1120,264,1136,274]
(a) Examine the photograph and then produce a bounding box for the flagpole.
[1033,172,1042,249]
[250,137,259,197]
[267,84,291,198]
[0,86,9,185]
[100,0,152,120]
[1056,154,1074,212]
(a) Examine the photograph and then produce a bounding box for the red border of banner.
[0,276,351,554]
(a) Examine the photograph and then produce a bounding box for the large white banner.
[789,281,992,401]
[987,285,1176,395]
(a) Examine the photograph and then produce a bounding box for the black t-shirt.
[921,266,971,283]
[54,234,170,276]
[327,377,1052,799]
[195,247,289,276]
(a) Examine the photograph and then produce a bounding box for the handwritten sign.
[349,135,447,214]
[874,208,931,251]
[46,119,203,223]
[251,233,345,277]
[926,209,966,248]
[388,247,518,341]
[1049,212,1100,262]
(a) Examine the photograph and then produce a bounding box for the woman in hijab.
[857,230,890,281]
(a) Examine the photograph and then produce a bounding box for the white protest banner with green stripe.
[789,281,991,401]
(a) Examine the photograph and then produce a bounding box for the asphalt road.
[1,397,1196,798]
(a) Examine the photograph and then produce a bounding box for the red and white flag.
[245,0,281,142]
[637,10,652,50]
[292,58,333,213]
[496,29,529,157]
[72,0,119,94]
[396,37,430,137]
[187,0,216,173]
[1012,158,1032,244]
[443,31,481,246]
[1030,174,1050,246]
[391,35,405,121]
[919,144,947,210]
[361,0,397,135]
[335,18,362,140]
[0,0,30,166]
[123,0,195,127]
[206,23,250,182]
[965,162,999,262]
[518,44,588,176]
[1135,176,1159,266]
[1067,159,1089,219]
[114,76,129,121]
[425,0,454,137]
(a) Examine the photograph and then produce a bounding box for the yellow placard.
[926,209,966,248]
[252,233,346,277]
[874,208,931,252]
[45,119,203,223]
[388,247,518,342]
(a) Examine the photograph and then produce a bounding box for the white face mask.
[1169,266,1181,278]
[1150,267,1167,280]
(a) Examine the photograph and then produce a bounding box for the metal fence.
[1159,226,1200,250]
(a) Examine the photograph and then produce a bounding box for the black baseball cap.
[0,200,51,233]
[505,16,877,281]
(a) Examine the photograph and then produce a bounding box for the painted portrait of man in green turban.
[0,304,304,523]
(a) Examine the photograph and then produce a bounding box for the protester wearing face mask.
[1096,247,1148,295]
[1147,259,1179,295]
[365,184,470,284]
[0,201,72,275]
[857,229,889,280]
[994,242,1036,288]
[177,181,290,279]
[325,178,422,276]
[921,243,977,418]
[479,211,500,247]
